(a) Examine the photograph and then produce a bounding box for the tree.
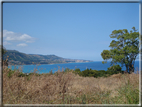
[0,45,8,66]
[0,45,7,55]
[101,27,140,74]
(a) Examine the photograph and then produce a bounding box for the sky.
[2,3,139,61]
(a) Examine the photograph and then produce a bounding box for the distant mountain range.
[3,50,93,65]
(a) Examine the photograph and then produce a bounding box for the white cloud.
[3,30,35,43]
[17,43,28,47]
[3,30,15,37]
[3,41,11,45]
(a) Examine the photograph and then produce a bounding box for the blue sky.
[3,3,139,61]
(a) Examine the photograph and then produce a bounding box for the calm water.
[8,61,139,74]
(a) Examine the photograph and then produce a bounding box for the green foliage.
[64,68,70,73]
[101,50,111,60]
[95,70,107,77]
[114,80,139,104]
[17,72,40,81]
[7,69,15,78]
[18,72,27,77]
[0,45,7,55]
[17,73,28,81]
[102,61,107,64]
[101,27,140,73]
[73,65,123,78]
[18,72,38,77]
[81,94,87,104]
[2,48,7,55]
[26,75,31,81]
[80,69,97,77]
[107,64,121,72]
[73,68,81,75]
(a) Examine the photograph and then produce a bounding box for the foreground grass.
[3,66,140,104]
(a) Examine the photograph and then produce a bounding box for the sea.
[8,61,140,74]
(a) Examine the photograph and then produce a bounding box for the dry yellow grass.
[3,66,139,104]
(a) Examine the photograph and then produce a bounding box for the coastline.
[8,60,94,66]
[7,61,140,74]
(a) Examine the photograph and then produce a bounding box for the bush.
[95,70,106,77]
[7,69,15,78]
[64,68,70,73]
[75,68,115,78]
[73,68,81,75]
[114,80,139,104]
[107,64,122,75]
[18,72,26,77]
[80,69,99,77]
[72,65,123,78]
[107,64,122,72]
[81,69,94,77]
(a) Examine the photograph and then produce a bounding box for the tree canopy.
[101,27,140,74]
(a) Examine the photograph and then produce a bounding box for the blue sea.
[8,61,140,74]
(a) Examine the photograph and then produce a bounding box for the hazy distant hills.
[3,50,92,65]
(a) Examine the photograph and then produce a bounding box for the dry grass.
[3,66,140,104]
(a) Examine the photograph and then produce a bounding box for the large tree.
[101,27,140,74]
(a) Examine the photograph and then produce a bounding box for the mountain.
[3,50,93,65]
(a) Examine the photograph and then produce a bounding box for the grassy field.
[3,66,140,104]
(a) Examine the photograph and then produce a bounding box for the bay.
[8,61,140,74]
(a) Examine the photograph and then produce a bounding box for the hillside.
[3,50,92,65]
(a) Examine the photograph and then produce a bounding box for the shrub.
[95,70,106,77]
[81,69,97,77]
[64,68,70,73]
[107,64,121,72]
[114,80,139,104]
[107,64,122,75]
[77,68,118,78]
[18,72,26,77]
[7,69,15,78]
[81,69,90,77]
[72,65,123,78]
[73,68,81,75]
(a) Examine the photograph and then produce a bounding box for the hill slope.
[3,50,92,65]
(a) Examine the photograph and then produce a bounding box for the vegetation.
[73,64,123,78]
[3,66,139,104]
[0,45,7,55]
[101,27,140,74]
[1,46,9,66]
[2,26,140,104]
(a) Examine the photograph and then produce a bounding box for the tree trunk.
[129,64,134,74]
[125,64,129,73]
